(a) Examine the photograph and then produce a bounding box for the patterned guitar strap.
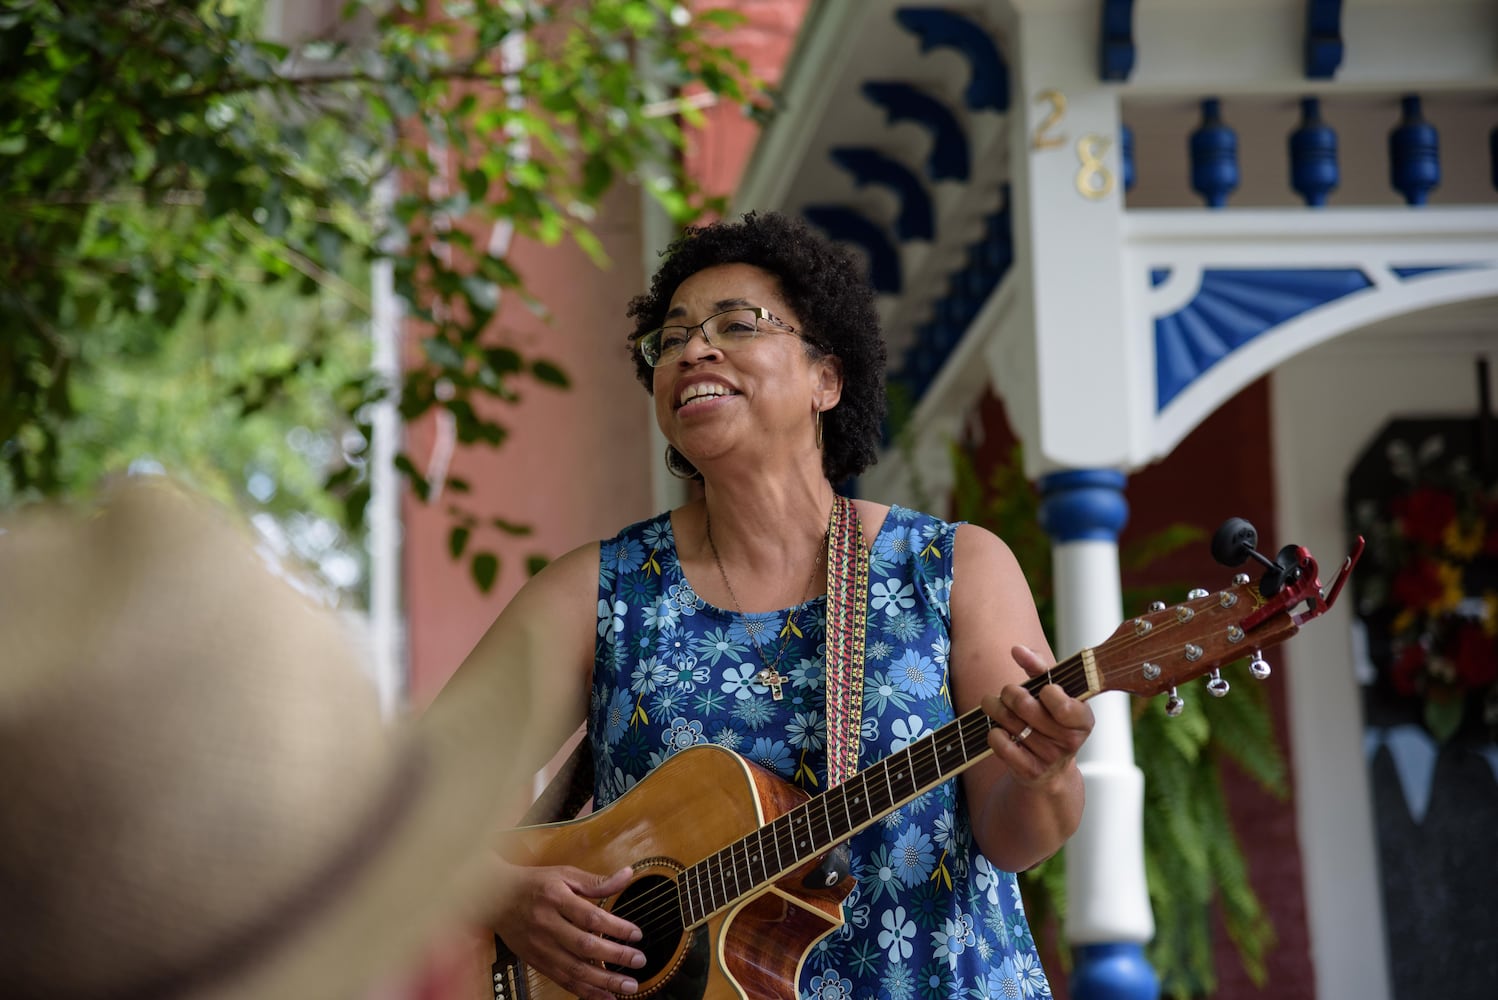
[823,494,869,789]
[805,494,869,892]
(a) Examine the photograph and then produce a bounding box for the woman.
[457,212,1095,1000]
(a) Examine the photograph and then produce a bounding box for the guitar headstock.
[1089,520,1364,712]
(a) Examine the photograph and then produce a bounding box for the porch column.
[1037,469,1157,1000]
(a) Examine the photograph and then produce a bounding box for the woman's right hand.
[492,862,646,1000]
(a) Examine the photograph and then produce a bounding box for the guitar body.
[466,744,855,1000]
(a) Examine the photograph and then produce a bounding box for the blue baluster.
[1289,97,1338,207]
[1190,98,1239,208]
[1121,122,1136,193]
[1389,95,1439,206]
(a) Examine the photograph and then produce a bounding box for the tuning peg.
[1165,688,1185,716]
[1207,669,1230,697]
[1212,517,1304,596]
[1187,587,1209,600]
[1211,517,1261,567]
[1249,650,1271,680]
[1148,600,1166,612]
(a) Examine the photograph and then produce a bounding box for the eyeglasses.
[636,306,799,368]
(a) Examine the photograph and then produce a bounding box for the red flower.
[1449,621,1498,689]
[1391,643,1426,696]
[1392,486,1457,547]
[1390,556,1445,610]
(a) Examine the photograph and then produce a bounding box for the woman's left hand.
[981,644,1095,788]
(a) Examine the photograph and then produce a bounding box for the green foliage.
[947,441,1289,997]
[0,242,374,595]
[1,0,755,591]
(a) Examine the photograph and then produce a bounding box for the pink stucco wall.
[401,181,657,705]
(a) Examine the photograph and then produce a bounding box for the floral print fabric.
[589,505,1052,1000]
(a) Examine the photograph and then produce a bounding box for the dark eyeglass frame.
[637,305,801,367]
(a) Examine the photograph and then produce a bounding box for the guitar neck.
[675,653,1099,926]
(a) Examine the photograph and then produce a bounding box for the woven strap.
[823,495,869,788]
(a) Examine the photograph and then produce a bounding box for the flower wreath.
[1352,431,1498,743]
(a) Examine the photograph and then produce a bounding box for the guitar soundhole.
[605,873,691,986]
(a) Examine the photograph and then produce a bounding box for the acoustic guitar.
[470,520,1362,1000]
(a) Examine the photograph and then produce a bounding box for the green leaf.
[530,358,570,388]
[1424,695,1466,743]
[491,516,533,536]
[393,453,431,501]
[525,554,550,576]
[580,152,613,199]
[448,525,470,559]
[461,274,500,315]
[422,335,465,370]
[484,346,523,374]
[461,166,489,202]
[470,551,499,592]
[571,225,609,268]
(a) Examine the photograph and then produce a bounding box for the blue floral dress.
[589,505,1052,1000]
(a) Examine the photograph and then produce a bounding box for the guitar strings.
[612,706,1001,944]
[604,652,1110,945]
[600,605,1229,947]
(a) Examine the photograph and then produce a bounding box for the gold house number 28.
[1031,89,1115,201]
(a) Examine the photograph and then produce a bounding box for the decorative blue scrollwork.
[887,201,1013,410]
[1099,0,1136,82]
[801,206,902,295]
[1305,0,1345,79]
[1154,268,1372,410]
[893,7,1009,112]
[861,82,970,182]
[829,147,935,241]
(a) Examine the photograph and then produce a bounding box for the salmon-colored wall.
[401,181,658,705]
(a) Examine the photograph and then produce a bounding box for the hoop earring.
[814,409,823,450]
[664,445,698,480]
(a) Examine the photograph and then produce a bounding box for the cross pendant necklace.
[755,666,787,700]
[706,505,830,701]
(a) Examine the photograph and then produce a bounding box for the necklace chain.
[705,505,830,694]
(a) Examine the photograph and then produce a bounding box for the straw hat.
[0,479,533,999]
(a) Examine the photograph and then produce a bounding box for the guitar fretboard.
[675,658,1094,926]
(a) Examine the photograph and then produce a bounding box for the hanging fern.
[944,440,1289,997]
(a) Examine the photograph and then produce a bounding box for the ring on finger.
[1012,725,1033,744]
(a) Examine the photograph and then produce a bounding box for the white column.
[1038,469,1157,1000]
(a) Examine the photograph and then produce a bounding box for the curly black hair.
[625,211,887,485]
